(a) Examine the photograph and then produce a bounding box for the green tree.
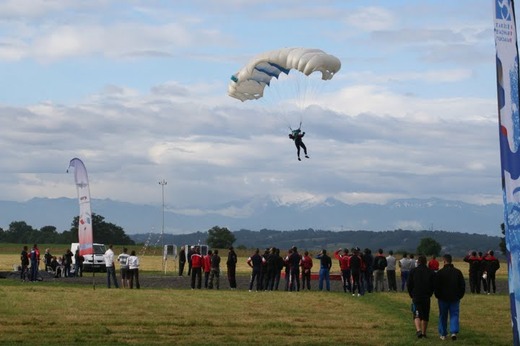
[416,237,441,256]
[4,221,36,244]
[206,226,236,249]
[69,213,135,245]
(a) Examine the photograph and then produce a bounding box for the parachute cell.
[228,47,341,102]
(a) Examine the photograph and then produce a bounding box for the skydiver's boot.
[305,155,309,159]
[298,157,301,161]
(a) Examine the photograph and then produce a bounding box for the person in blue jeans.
[434,254,465,341]
[316,249,332,291]
[103,244,119,289]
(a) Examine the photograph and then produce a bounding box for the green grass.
[0,279,513,346]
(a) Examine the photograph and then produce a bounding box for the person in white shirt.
[127,250,140,289]
[117,248,130,288]
[103,244,119,288]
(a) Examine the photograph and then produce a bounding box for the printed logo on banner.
[497,0,512,21]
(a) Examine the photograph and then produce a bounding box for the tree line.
[0,214,134,245]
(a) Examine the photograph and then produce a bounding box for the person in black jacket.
[227,247,238,289]
[289,128,309,161]
[407,255,435,339]
[435,254,465,341]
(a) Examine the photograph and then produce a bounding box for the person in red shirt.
[334,248,351,293]
[300,251,313,290]
[203,250,212,289]
[427,255,439,272]
[190,247,203,289]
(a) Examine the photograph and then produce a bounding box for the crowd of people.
[20,243,500,340]
[19,244,85,281]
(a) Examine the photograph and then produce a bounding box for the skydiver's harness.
[289,122,304,141]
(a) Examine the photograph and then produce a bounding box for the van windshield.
[93,244,106,254]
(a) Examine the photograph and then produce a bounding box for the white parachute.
[228,47,341,102]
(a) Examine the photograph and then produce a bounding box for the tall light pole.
[158,179,167,270]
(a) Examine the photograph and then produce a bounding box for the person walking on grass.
[435,254,465,341]
[407,255,434,339]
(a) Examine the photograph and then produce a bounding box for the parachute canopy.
[228,47,341,102]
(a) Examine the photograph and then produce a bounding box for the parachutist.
[289,128,309,161]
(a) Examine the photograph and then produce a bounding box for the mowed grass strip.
[0,280,436,346]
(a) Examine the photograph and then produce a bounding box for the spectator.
[386,250,397,292]
[301,250,313,291]
[428,255,439,272]
[128,250,140,289]
[178,246,186,276]
[74,249,84,277]
[399,253,412,292]
[317,249,332,291]
[435,254,465,341]
[463,251,481,293]
[227,247,238,289]
[334,248,351,293]
[117,247,130,288]
[373,249,388,292]
[29,244,40,282]
[44,248,52,272]
[483,250,500,294]
[63,249,73,277]
[190,246,203,289]
[103,244,119,288]
[208,249,221,289]
[407,255,435,339]
[20,245,29,281]
[362,248,374,293]
[349,248,364,296]
[288,246,302,292]
[247,248,266,292]
[203,250,213,289]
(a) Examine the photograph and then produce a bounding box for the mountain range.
[0,196,504,236]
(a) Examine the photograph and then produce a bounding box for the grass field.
[0,244,513,345]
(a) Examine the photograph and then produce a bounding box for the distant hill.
[131,229,502,258]
[0,196,504,236]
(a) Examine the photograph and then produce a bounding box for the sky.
[0,0,511,218]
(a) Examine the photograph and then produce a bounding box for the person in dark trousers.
[349,248,363,296]
[208,249,221,289]
[187,246,194,276]
[407,255,435,339]
[289,127,309,161]
[247,248,266,292]
[227,247,238,289]
[483,250,500,294]
[190,246,203,289]
[273,248,285,290]
[300,250,313,291]
[435,254,465,341]
[178,246,186,276]
[20,246,29,281]
[334,248,351,293]
[463,251,481,293]
[288,246,302,291]
[316,249,332,291]
[362,248,374,293]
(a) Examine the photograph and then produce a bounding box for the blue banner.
[494,0,520,344]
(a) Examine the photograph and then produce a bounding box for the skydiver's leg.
[301,142,309,158]
[295,142,301,160]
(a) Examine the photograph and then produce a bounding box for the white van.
[71,243,107,272]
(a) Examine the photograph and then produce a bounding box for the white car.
[71,243,107,272]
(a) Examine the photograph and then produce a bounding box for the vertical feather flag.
[67,158,94,257]
[494,0,520,343]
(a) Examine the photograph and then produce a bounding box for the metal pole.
[158,179,167,271]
